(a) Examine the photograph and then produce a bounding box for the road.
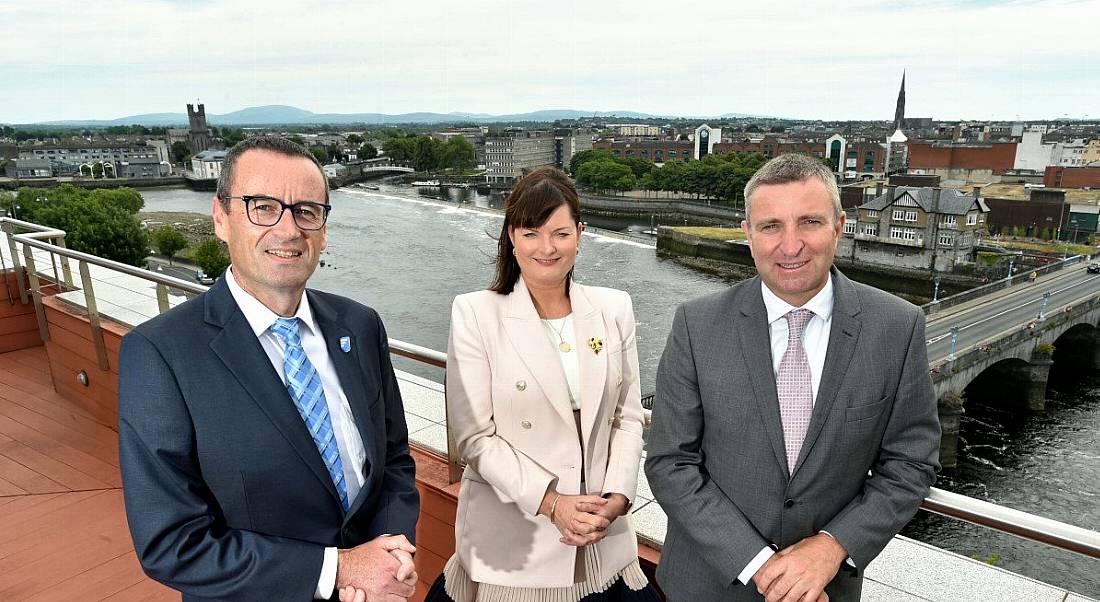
[924,263,1100,364]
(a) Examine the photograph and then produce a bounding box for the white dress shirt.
[225,267,367,599]
[737,277,835,586]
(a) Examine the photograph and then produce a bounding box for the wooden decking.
[0,346,177,601]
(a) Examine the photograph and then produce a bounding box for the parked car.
[195,269,215,285]
[1087,262,1100,274]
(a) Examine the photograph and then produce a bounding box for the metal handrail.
[2,222,1098,564]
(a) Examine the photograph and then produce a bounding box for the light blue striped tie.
[270,317,349,511]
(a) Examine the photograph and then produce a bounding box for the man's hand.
[752,533,846,602]
[335,535,417,601]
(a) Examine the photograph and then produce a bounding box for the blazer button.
[516,380,527,391]
[784,498,795,509]
[521,420,532,429]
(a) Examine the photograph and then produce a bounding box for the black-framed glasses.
[225,195,332,231]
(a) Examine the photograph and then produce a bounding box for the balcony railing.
[2,216,1098,570]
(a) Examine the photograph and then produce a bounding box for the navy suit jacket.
[118,278,419,601]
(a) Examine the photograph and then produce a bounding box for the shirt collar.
[225,266,319,338]
[761,275,835,327]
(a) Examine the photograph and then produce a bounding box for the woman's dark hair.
[489,167,581,294]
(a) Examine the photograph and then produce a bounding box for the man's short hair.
[743,153,840,222]
[215,135,329,209]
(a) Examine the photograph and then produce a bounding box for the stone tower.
[186,103,212,153]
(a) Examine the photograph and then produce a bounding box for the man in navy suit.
[119,136,420,601]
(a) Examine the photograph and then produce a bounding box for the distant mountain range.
[30,105,762,127]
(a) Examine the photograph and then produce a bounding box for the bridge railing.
[3,219,1098,574]
[923,254,1088,316]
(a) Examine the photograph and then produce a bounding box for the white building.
[191,150,227,179]
[1013,131,1055,171]
[693,124,721,159]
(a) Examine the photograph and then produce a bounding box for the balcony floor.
[0,346,177,601]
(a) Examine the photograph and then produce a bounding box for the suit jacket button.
[516,380,527,391]
[784,498,795,508]
[521,420,532,429]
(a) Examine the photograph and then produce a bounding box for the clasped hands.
[752,533,848,602]
[335,534,418,602]
[540,488,630,546]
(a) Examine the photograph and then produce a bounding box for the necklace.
[543,316,572,353]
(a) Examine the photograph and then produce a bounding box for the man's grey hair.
[743,153,841,222]
[215,135,329,209]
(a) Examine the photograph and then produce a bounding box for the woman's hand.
[539,488,614,546]
[576,493,629,522]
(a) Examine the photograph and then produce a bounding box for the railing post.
[55,235,74,289]
[78,261,111,372]
[4,221,29,304]
[20,242,50,343]
[443,379,462,484]
[156,283,170,314]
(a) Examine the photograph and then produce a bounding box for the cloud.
[1,0,1098,122]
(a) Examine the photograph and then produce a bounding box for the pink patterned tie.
[777,309,814,473]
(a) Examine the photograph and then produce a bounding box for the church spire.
[893,70,906,133]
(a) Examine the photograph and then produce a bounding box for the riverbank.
[578,191,739,226]
[0,175,188,191]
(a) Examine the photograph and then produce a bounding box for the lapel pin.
[588,337,603,355]
[340,336,352,353]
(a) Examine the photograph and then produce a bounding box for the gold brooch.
[588,337,603,355]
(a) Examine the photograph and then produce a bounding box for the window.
[866,210,879,218]
[891,226,918,241]
[966,213,978,225]
[893,209,905,221]
[905,211,918,222]
[939,233,954,246]
[942,215,957,226]
[844,221,856,235]
[863,223,878,236]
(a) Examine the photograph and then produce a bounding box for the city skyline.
[2,0,1098,124]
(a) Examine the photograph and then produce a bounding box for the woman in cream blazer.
[430,168,655,602]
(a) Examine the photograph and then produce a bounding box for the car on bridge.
[1088,262,1100,274]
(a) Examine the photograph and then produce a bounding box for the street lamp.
[948,326,960,361]
[1038,292,1051,322]
[1006,256,1015,280]
[932,276,942,303]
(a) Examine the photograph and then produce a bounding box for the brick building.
[1044,166,1100,189]
[592,140,693,164]
[907,141,1017,183]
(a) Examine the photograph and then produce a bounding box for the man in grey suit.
[645,153,940,602]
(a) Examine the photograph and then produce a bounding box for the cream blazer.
[446,277,646,588]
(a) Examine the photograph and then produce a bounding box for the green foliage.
[1,185,148,265]
[569,149,616,175]
[358,143,378,160]
[191,239,230,277]
[346,134,364,145]
[1033,343,1056,357]
[619,157,655,179]
[968,553,1000,566]
[977,251,1002,266]
[311,147,330,164]
[288,135,306,147]
[575,160,636,192]
[221,128,247,148]
[151,226,188,263]
[171,141,191,164]
[383,135,473,172]
[91,162,104,179]
[1041,228,1052,241]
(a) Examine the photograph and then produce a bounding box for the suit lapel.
[792,270,862,477]
[570,284,607,453]
[204,281,342,507]
[736,279,790,476]
[500,277,577,430]
[309,291,378,502]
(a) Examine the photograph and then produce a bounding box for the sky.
[1,0,1098,124]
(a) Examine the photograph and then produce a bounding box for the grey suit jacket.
[644,269,940,602]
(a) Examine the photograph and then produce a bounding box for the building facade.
[1044,166,1100,188]
[714,136,825,161]
[17,142,166,177]
[840,186,989,271]
[484,130,556,183]
[592,139,693,164]
[907,141,1017,184]
[191,150,227,180]
[554,128,593,171]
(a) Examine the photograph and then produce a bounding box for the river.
[138,182,1099,597]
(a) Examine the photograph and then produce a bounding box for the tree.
[383,137,415,163]
[32,196,149,266]
[311,147,330,164]
[192,239,230,277]
[618,157,655,179]
[346,134,364,145]
[92,162,104,179]
[151,226,188,264]
[221,128,246,148]
[358,143,378,160]
[171,141,192,164]
[442,136,476,171]
[569,149,615,175]
[89,187,144,213]
[575,159,635,193]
